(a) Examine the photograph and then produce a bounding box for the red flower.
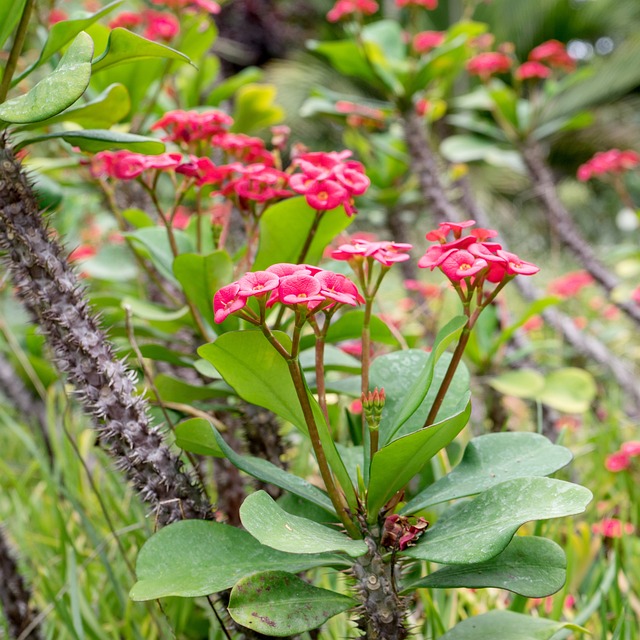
[49,8,68,24]
[108,11,143,29]
[315,271,362,305]
[548,271,593,297]
[152,109,233,145]
[332,239,412,265]
[529,40,576,72]
[278,273,325,305]
[305,180,349,210]
[577,149,640,181]
[467,52,512,79]
[515,61,551,81]
[440,250,488,281]
[213,284,247,323]
[605,451,631,472]
[592,519,634,539]
[327,0,379,21]
[413,31,445,54]
[621,441,640,457]
[396,0,437,8]
[237,271,280,298]
[142,10,180,40]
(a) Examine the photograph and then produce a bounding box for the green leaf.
[211,428,335,514]
[18,129,164,154]
[439,610,583,640]
[18,83,130,129]
[198,331,306,432]
[121,297,188,322]
[440,135,524,171]
[382,316,467,445]
[174,418,224,457]
[92,28,191,74]
[228,571,355,637]
[537,368,597,414]
[367,400,471,520]
[240,491,367,557]
[130,520,347,600]
[155,374,229,403]
[231,84,284,134]
[173,251,233,331]
[308,39,378,86]
[401,432,573,514]
[0,0,27,50]
[489,369,546,398]
[0,32,93,124]
[403,478,592,564]
[488,81,519,128]
[253,196,353,271]
[405,536,566,598]
[11,1,122,82]
[299,344,361,373]
[206,67,263,106]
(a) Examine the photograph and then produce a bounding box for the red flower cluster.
[332,238,412,266]
[327,0,378,22]
[466,52,512,80]
[412,31,445,54]
[605,441,640,473]
[419,221,539,284]
[213,264,363,323]
[576,149,640,181]
[515,60,551,81]
[150,0,221,13]
[548,270,593,297]
[151,109,234,145]
[592,518,634,539]
[290,151,370,215]
[109,10,180,40]
[396,0,437,8]
[90,151,183,180]
[528,39,575,72]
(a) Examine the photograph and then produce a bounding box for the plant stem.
[296,209,323,264]
[0,0,35,103]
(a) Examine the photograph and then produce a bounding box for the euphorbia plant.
[131,218,591,639]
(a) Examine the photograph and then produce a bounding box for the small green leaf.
[231,84,284,134]
[253,196,353,271]
[18,129,164,154]
[206,67,263,106]
[130,520,347,601]
[211,428,335,514]
[308,39,378,86]
[401,432,573,514]
[405,536,566,598]
[489,369,546,399]
[367,399,471,519]
[0,32,93,124]
[537,367,597,414]
[174,418,224,457]
[229,571,356,637]
[173,251,233,331]
[154,374,229,403]
[92,28,191,74]
[403,477,592,564]
[439,610,583,640]
[240,491,367,557]
[0,0,27,50]
[121,297,188,322]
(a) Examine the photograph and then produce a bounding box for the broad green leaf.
[308,39,379,86]
[240,491,367,557]
[92,28,191,74]
[371,350,469,446]
[488,81,519,128]
[299,344,361,373]
[0,32,93,124]
[130,520,347,600]
[440,135,524,171]
[401,432,573,514]
[155,374,229,403]
[253,196,353,271]
[231,83,284,134]
[18,129,164,154]
[489,369,546,398]
[206,67,263,106]
[11,1,122,82]
[173,251,233,330]
[211,428,335,514]
[124,227,193,283]
[367,400,471,520]
[18,83,130,129]
[121,297,188,322]
[537,368,597,414]
[408,35,470,95]
[229,571,356,637]
[405,536,566,598]
[174,418,224,457]
[198,331,305,432]
[403,478,592,564]
[0,0,27,50]
[382,315,467,445]
[138,344,193,368]
[439,610,583,640]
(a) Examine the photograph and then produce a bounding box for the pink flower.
[237,271,280,298]
[108,11,143,29]
[548,271,593,297]
[278,273,325,305]
[327,0,379,22]
[305,180,349,210]
[152,109,233,145]
[440,250,488,281]
[467,52,512,79]
[69,245,96,262]
[150,0,220,13]
[213,284,246,323]
[413,31,445,54]
[49,8,68,24]
[315,271,362,305]
[142,10,180,40]
[522,315,544,332]
[396,0,437,8]
[332,239,412,265]
[605,451,631,472]
[515,61,551,80]
[529,40,576,72]
[577,149,640,181]
[496,250,540,276]
[632,286,640,305]
[266,263,310,278]
[621,441,640,457]
[592,519,634,539]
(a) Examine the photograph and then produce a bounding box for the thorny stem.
[0,0,35,103]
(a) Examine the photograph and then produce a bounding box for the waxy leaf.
[405,536,566,598]
[403,477,592,564]
[92,28,191,74]
[0,0,27,51]
[401,432,573,514]
[240,491,367,557]
[229,571,356,636]
[253,196,353,271]
[174,418,224,457]
[130,520,347,600]
[0,32,93,124]
[439,611,583,640]
[211,428,335,514]
[231,84,284,134]
[18,129,164,154]
[367,399,471,519]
